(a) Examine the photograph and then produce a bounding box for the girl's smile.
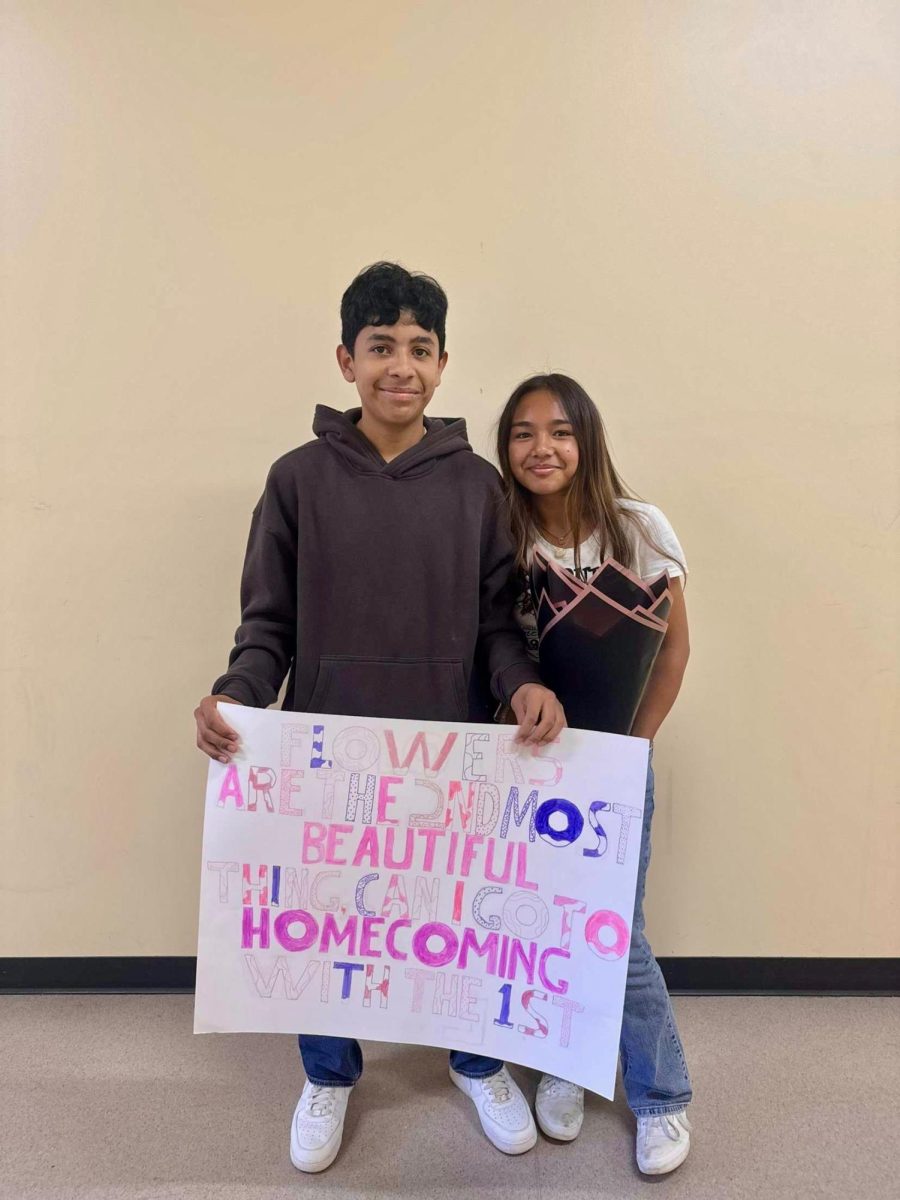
[507,388,580,496]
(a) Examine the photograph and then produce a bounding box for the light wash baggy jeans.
[620,757,693,1115]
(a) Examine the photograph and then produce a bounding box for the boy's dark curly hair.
[341,261,448,354]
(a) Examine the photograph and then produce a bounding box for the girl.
[496,373,693,1176]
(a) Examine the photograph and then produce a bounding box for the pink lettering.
[351,826,381,868]
[241,906,269,948]
[412,922,458,968]
[386,918,412,961]
[515,842,539,891]
[584,909,630,960]
[360,916,385,958]
[538,947,570,994]
[273,909,317,952]
[301,821,328,864]
[416,827,445,870]
[380,873,410,919]
[446,780,476,830]
[384,827,414,869]
[217,765,244,808]
[363,963,391,1008]
[324,823,354,865]
[247,766,276,812]
[458,927,499,974]
[518,988,550,1038]
[319,913,358,956]
[385,730,458,776]
[376,775,403,825]
[553,894,586,950]
[460,835,484,877]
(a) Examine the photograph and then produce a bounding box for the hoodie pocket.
[307,656,467,721]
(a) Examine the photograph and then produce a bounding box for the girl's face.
[507,388,580,497]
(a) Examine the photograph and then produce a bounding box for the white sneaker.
[289,1080,352,1173]
[535,1073,584,1141]
[635,1109,692,1175]
[450,1065,537,1155]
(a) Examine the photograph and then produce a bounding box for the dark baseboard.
[0,957,198,992]
[1,956,897,994]
[658,957,898,994]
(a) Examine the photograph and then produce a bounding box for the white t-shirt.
[515,499,686,660]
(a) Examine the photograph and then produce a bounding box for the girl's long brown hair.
[496,373,661,572]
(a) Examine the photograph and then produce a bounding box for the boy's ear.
[434,350,449,386]
[336,344,356,382]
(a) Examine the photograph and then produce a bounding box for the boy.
[194,262,565,1172]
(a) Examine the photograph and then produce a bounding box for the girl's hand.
[510,684,567,745]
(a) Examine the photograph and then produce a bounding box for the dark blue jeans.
[298,1036,501,1086]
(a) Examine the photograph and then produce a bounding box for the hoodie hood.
[313,405,472,478]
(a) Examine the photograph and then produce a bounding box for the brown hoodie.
[211,406,541,720]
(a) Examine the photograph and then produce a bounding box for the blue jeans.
[620,760,693,1115]
[298,762,690,1106]
[298,1035,501,1086]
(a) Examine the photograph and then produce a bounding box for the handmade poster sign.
[195,704,648,1098]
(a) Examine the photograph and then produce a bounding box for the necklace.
[535,522,573,558]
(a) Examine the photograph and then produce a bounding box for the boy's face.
[336,311,448,428]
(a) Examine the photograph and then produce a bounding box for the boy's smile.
[336,311,448,433]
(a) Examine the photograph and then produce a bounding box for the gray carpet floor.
[0,994,895,1199]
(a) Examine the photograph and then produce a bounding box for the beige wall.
[3,1,898,958]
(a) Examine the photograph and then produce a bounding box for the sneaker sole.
[290,1137,342,1174]
[450,1070,538,1155]
[637,1137,690,1176]
[535,1111,582,1142]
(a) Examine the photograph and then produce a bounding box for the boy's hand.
[194,695,242,762]
[510,684,566,745]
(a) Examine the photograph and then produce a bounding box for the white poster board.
[195,705,648,1098]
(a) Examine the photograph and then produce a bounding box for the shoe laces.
[482,1068,514,1104]
[541,1075,581,1098]
[305,1085,335,1120]
[640,1111,690,1142]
